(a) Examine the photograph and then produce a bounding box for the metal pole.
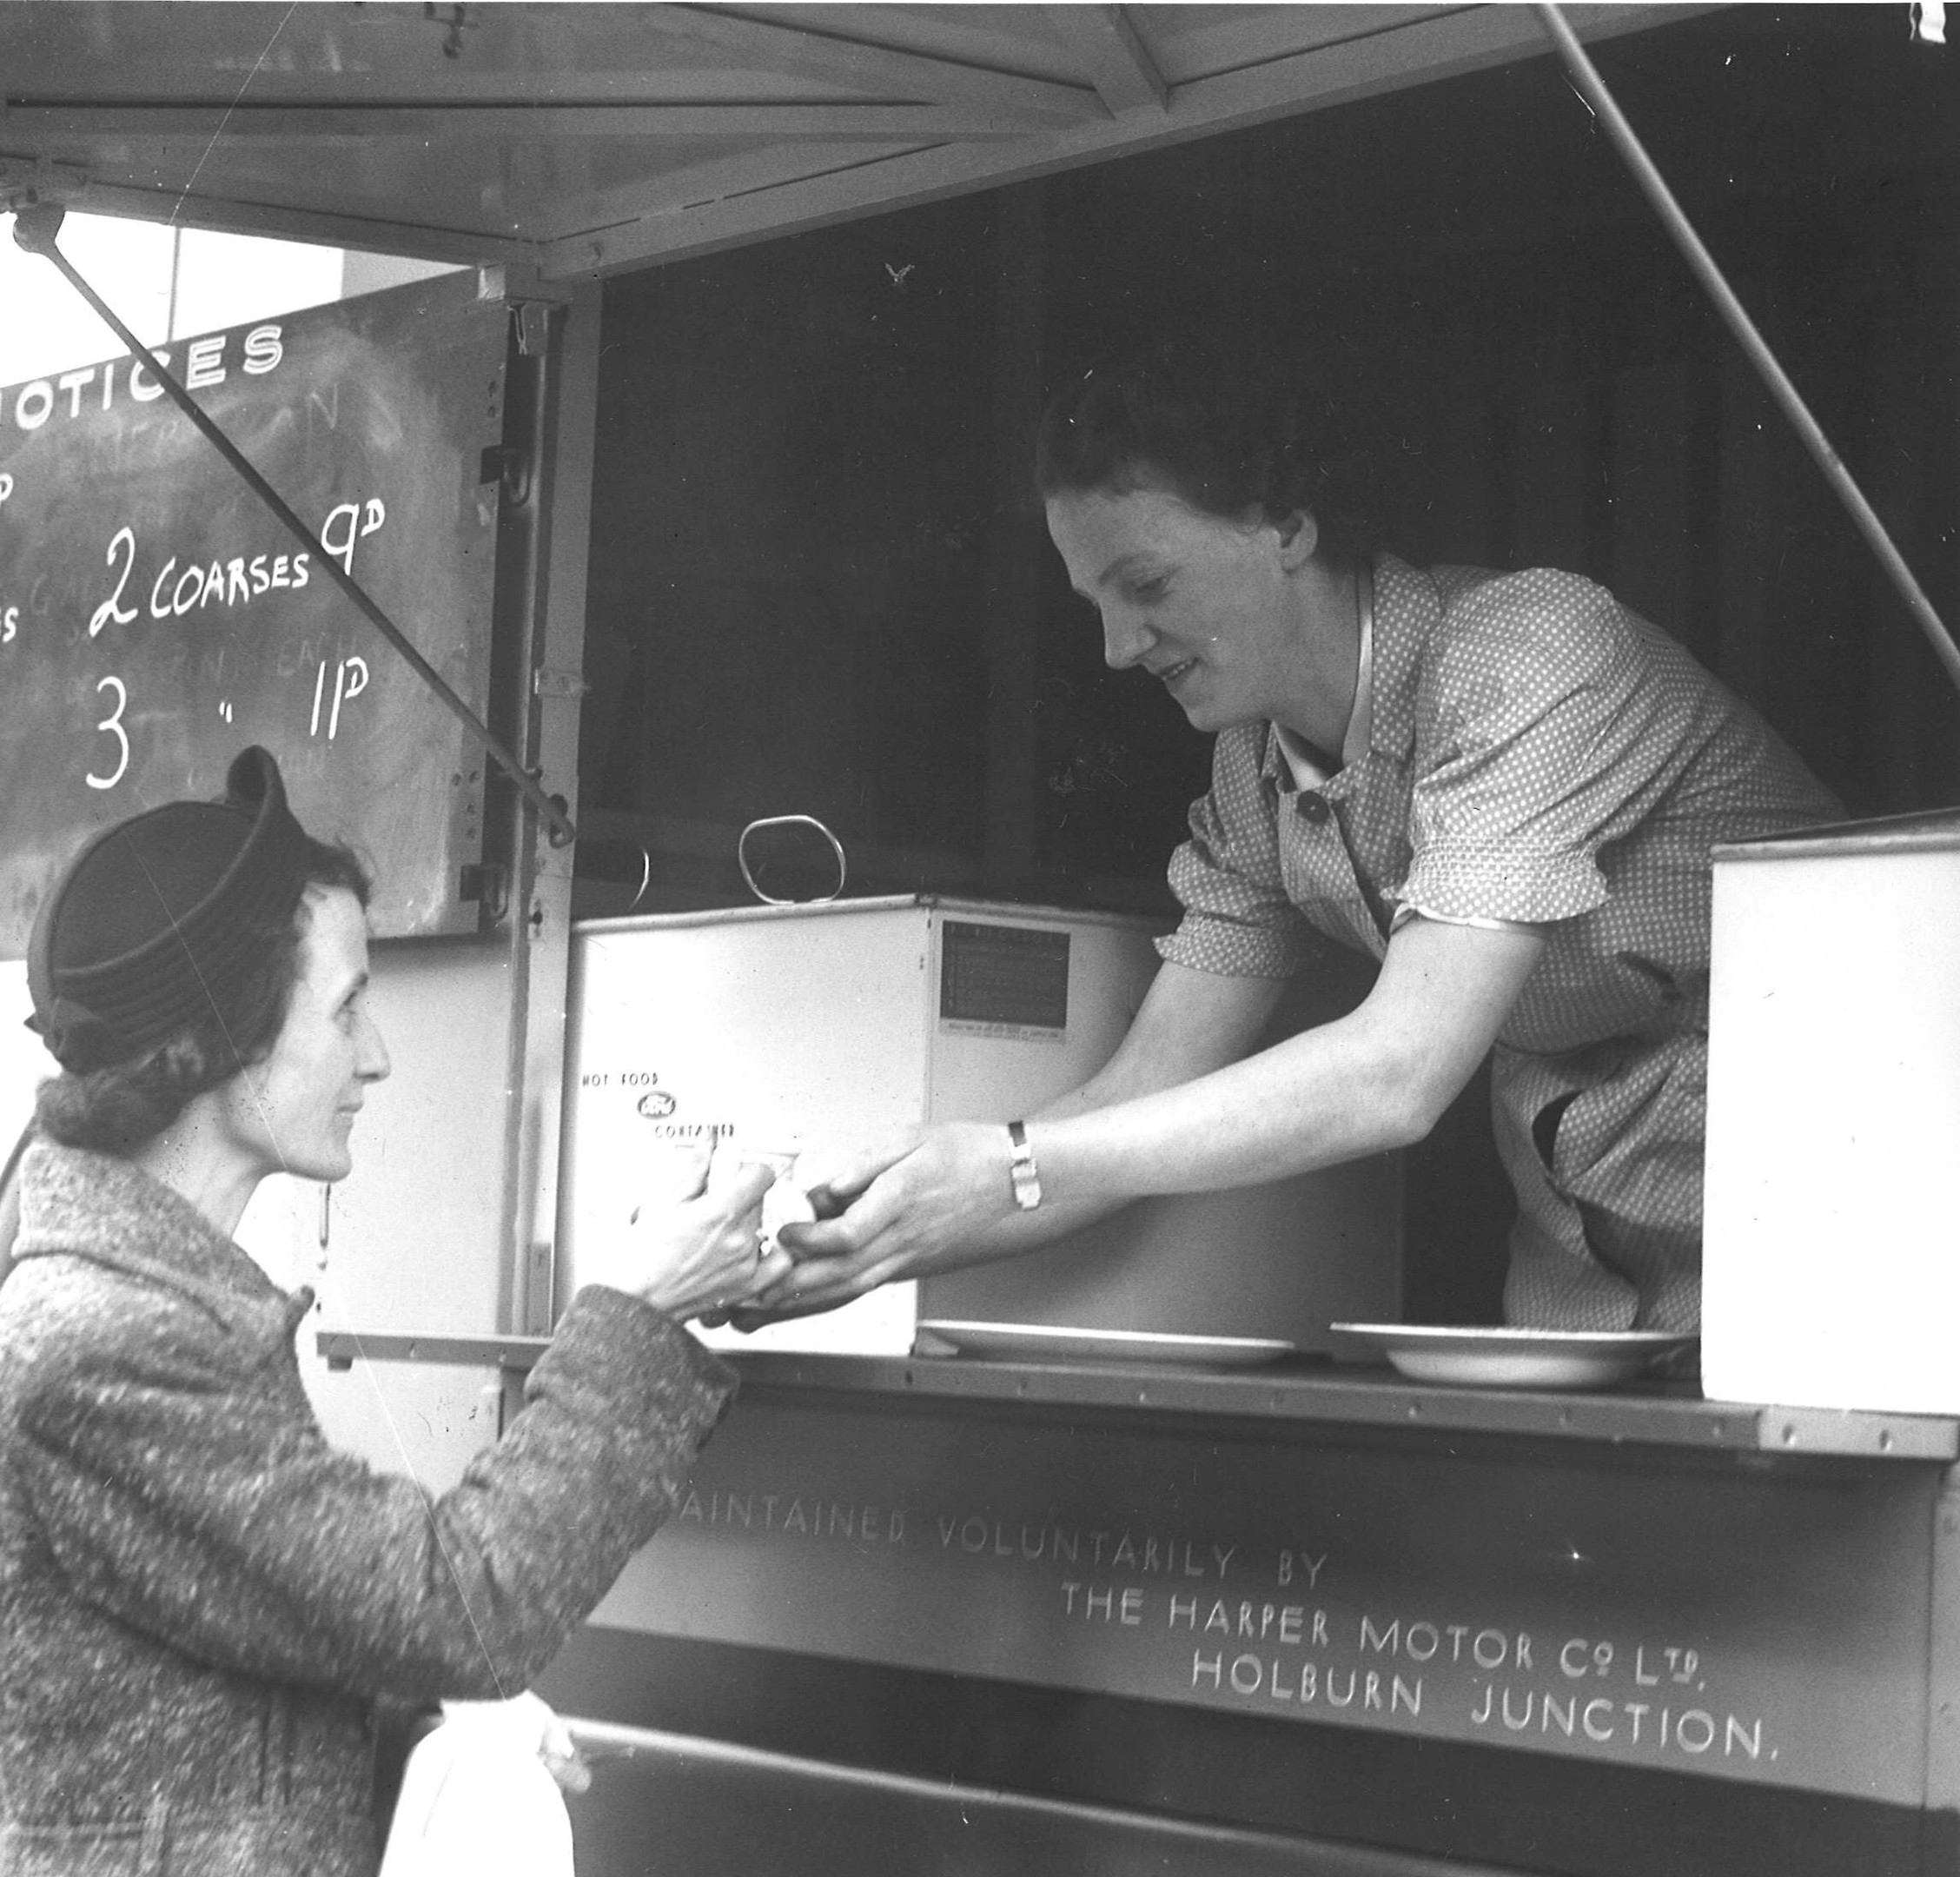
[1533,3,1960,700]
[9,202,579,845]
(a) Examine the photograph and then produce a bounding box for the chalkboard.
[0,270,508,955]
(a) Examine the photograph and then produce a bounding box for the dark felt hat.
[27,747,313,1072]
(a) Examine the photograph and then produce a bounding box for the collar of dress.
[1264,554,1430,789]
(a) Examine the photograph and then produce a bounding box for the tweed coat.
[0,1143,736,1877]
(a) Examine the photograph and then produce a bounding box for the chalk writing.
[320,496,387,575]
[51,500,389,645]
[310,657,369,741]
[87,676,129,790]
[144,548,313,620]
[6,496,402,781]
[0,271,507,950]
[88,527,137,635]
[0,326,286,436]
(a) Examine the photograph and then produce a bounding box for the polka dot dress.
[1159,556,1844,1330]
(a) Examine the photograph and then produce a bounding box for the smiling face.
[213,884,390,1187]
[1045,479,1321,735]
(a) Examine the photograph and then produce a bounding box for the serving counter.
[321,1336,1960,1875]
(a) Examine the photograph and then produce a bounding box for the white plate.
[1328,1323,1697,1390]
[916,1320,1295,1369]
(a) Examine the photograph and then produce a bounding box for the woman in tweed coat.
[0,748,788,1876]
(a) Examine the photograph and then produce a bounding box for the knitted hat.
[27,747,313,1072]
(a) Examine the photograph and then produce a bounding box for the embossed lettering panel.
[592,1403,1936,1803]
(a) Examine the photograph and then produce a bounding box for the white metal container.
[558,897,1401,1356]
[1702,812,1960,1414]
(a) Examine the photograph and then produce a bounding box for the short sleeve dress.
[1158,556,1844,1330]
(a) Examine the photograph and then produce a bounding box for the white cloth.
[381,1694,576,1877]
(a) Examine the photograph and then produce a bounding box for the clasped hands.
[580,1141,794,1322]
[737,1120,1021,1324]
[595,1124,1021,1327]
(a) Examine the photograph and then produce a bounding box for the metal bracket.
[0,160,89,216]
[474,262,572,356]
[533,667,590,701]
[1752,1407,1959,1462]
[476,261,567,303]
[479,443,532,505]
[459,861,510,919]
[512,299,555,357]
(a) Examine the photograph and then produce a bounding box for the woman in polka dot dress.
[771,342,1843,1334]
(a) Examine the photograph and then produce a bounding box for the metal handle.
[737,815,847,905]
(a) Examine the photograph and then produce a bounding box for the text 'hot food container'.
[1702,810,1960,1414]
[556,896,1401,1356]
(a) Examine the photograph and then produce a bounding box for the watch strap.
[1006,1119,1043,1210]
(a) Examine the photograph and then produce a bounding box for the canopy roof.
[0,2,1703,275]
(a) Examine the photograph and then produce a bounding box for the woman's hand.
[579,1143,792,1320]
[763,1122,1017,1313]
[533,1699,592,1797]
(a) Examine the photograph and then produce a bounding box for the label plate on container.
[939,921,1070,1038]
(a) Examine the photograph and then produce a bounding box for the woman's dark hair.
[34,839,372,1155]
[1036,338,1378,558]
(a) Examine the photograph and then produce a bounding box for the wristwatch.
[1006,1119,1043,1210]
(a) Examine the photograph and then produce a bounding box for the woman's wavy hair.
[1035,337,1379,560]
[34,839,373,1155]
